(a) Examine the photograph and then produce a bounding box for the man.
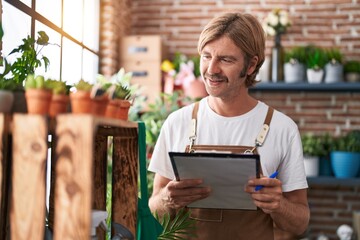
[148,12,309,239]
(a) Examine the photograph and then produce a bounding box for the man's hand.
[245,176,283,214]
[160,179,211,209]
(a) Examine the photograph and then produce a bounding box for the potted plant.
[305,45,326,84]
[70,79,93,114]
[301,133,323,177]
[330,131,360,178]
[6,31,53,113]
[324,48,344,83]
[0,60,19,113]
[24,74,52,114]
[46,79,70,117]
[283,46,306,83]
[98,68,137,120]
[344,60,360,82]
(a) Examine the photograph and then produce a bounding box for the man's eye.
[202,55,211,60]
[221,58,232,63]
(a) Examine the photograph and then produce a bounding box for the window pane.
[36,0,61,27]
[63,0,83,42]
[2,2,31,63]
[83,0,99,51]
[20,0,31,7]
[82,49,99,83]
[35,21,62,80]
[62,37,82,85]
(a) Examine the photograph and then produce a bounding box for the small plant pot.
[92,95,109,117]
[345,72,360,82]
[105,99,120,119]
[331,151,360,178]
[284,63,305,83]
[183,78,208,99]
[70,91,93,114]
[117,100,131,121]
[0,90,14,113]
[304,155,320,177]
[324,63,343,83]
[25,89,52,115]
[49,94,70,117]
[307,69,324,84]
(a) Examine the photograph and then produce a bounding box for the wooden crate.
[0,113,138,240]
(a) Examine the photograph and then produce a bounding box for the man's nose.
[207,60,221,74]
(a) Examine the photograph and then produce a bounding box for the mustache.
[204,73,228,82]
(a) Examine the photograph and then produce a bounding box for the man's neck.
[207,93,258,117]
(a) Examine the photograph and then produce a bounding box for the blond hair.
[198,12,265,87]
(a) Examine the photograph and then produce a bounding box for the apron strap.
[188,102,274,153]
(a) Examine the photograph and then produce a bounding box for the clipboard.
[168,152,260,210]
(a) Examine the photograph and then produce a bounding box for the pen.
[255,171,279,191]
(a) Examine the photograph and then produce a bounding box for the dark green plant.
[156,208,197,240]
[301,133,333,157]
[325,48,343,64]
[344,60,360,73]
[0,59,20,91]
[284,46,307,64]
[9,31,51,85]
[333,130,360,152]
[305,45,326,70]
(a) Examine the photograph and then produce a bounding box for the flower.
[263,8,291,36]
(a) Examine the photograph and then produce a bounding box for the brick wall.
[306,179,360,240]
[251,91,360,136]
[129,0,360,61]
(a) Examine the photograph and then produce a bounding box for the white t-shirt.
[148,98,308,192]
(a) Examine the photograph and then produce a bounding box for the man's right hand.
[160,178,211,209]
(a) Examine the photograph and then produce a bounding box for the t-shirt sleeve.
[278,127,308,192]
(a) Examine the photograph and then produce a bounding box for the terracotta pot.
[117,100,131,120]
[25,89,52,115]
[70,91,93,114]
[183,79,208,99]
[49,94,70,117]
[105,99,120,119]
[92,95,109,117]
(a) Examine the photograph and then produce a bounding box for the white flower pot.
[284,62,306,83]
[307,69,324,84]
[304,156,320,177]
[324,63,343,83]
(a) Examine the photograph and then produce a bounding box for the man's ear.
[246,56,259,75]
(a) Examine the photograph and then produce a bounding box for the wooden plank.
[0,114,11,240]
[93,135,108,240]
[10,114,48,240]
[112,127,138,237]
[54,115,94,239]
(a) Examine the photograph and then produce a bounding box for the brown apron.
[184,102,275,240]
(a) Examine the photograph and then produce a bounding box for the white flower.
[263,8,291,36]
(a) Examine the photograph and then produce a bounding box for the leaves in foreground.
[156,208,197,240]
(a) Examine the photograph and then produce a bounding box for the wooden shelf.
[250,82,360,92]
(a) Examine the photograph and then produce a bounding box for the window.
[2,0,100,85]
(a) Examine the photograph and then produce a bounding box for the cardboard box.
[120,60,162,110]
[120,35,163,61]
